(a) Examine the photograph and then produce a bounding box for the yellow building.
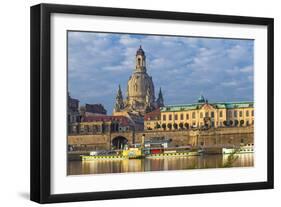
[144,108,161,130]
[145,96,254,131]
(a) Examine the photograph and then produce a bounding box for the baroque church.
[113,46,164,116]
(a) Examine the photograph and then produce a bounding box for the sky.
[68,31,254,114]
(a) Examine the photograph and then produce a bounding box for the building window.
[175,114,178,120]
[252,110,254,116]
[192,112,196,119]
[85,125,89,132]
[211,111,214,118]
[169,114,172,121]
[163,115,166,121]
[205,112,209,118]
[228,111,232,118]
[200,112,203,118]
[186,113,189,120]
[246,110,249,117]
[219,111,223,117]
[234,110,237,117]
[180,113,184,120]
[239,111,243,117]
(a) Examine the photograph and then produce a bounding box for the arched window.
[169,114,172,120]
[192,112,196,119]
[180,113,184,120]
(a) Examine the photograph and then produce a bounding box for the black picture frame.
[30,3,274,204]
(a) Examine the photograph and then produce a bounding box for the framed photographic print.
[30,3,274,203]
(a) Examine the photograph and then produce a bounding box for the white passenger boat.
[222,144,254,154]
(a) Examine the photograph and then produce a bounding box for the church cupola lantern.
[135,45,146,72]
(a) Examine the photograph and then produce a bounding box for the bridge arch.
[112,136,128,149]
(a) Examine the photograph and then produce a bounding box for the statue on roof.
[198,94,206,103]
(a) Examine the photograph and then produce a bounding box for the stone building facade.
[67,93,80,133]
[70,115,135,135]
[144,95,254,131]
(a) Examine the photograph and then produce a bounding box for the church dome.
[127,72,154,103]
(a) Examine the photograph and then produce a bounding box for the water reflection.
[68,154,254,175]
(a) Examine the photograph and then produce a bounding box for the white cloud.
[68,32,254,112]
[221,81,238,87]
[240,65,253,73]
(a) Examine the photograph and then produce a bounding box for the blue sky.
[68,31,254,114]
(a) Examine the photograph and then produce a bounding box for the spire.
[159,88,163,99]
[114,84,124,112]
[157,87,164,107]
[117,84,123,98]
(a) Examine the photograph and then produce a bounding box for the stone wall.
[68,127,254,150]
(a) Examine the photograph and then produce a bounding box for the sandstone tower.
[114,46,164,116]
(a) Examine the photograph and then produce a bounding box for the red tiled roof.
[144,108,161,121]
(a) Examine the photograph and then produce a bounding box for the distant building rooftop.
[144,108,161,121]
[161,101,254,112]
[68,93,79,112]
[85,103,107,115]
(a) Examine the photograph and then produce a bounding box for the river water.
[67,153,254,175]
